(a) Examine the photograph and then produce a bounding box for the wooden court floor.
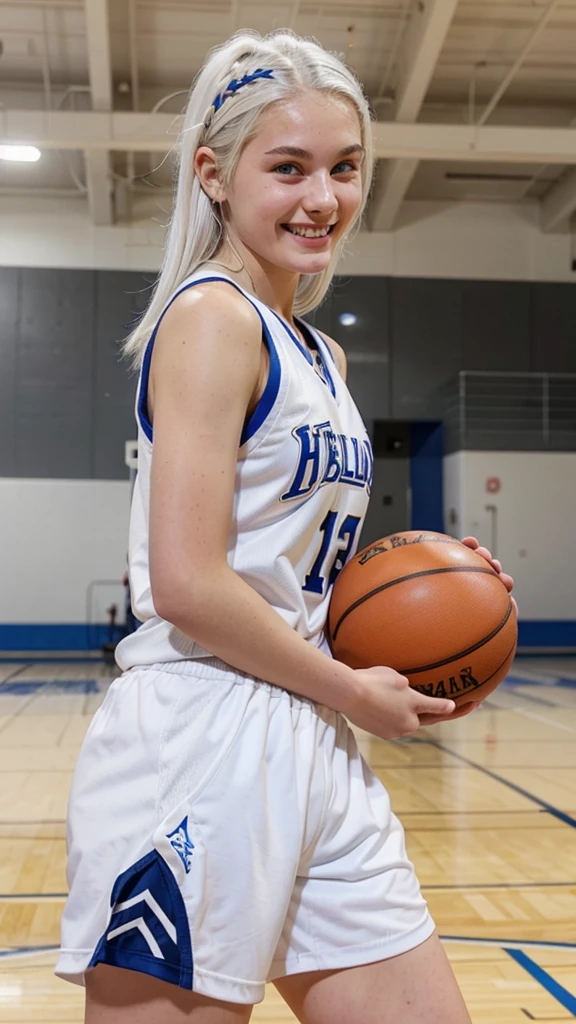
[0,654,575,1022]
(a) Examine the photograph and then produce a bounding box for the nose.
[302,170,338,217]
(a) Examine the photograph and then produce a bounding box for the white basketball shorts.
[56,657,434,1005]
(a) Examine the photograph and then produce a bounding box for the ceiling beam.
[541,168,576,231]
[7,110,576,164]
[84,0,114,225]
[369,0,459,232]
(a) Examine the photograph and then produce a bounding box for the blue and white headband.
[203,68,275,129]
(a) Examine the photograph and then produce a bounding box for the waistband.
[126,639,333,708]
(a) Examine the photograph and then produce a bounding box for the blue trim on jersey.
[270,310,337,398]
[89,848,193,989]
[270,309,313,364]
[298,321,337,399]
[137,333,155,443]
[240,315,281,446]
[136,276,282,447]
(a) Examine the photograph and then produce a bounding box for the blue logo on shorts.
[167,816,194,874]
[88,849,193,988]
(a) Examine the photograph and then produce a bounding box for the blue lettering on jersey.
[281,422,373,501]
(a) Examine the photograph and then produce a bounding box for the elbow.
[151,566,226,627]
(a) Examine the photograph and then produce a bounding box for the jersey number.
[303,511,361,595]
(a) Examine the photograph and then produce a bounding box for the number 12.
[303,510,361,596]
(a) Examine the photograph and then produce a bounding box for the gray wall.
[1,268,149,479]
[2,268,575,479]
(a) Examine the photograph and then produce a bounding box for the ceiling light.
[338,312,357,326]
[0,145,41,162]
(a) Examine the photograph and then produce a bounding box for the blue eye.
[272,161,358,176]
[274,163,300,175]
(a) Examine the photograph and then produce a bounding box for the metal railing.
[444,371,576,452]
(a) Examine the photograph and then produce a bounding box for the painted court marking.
[422,738,576,829]
[505,947,576,1016]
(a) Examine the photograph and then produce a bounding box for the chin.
[280,252,333,275]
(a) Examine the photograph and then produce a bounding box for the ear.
[194,146,226,203]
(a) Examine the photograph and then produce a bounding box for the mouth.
[281,223,336,239]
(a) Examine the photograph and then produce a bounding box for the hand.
[461,535,517,615]
[345,666,457,740]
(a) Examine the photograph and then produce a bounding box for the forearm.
[156,567,358,713]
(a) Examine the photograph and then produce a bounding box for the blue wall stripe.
[422,738,576,829]
[505,948,576,1015]
[518,620,576,647]
[409,422,444,533]
[2,619,576,652]
[0,624,118,651]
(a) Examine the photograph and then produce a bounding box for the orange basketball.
[328,531,517,707]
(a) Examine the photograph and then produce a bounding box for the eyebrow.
[264,144,365,160]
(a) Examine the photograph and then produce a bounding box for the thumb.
[414,693,456,716]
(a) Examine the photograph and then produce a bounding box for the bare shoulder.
[156,279,262,348]
[315,328,347,382]
[148,280,263,419]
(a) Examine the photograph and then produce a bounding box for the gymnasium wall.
[0,478,131,649]
[444,451,576,647]
[1,196,575,648]
[1,196,575,282]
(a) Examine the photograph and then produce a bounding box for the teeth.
[286,225,331,238]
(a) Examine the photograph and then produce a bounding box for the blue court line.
[0,945,60,960]
[501,688,559,707]
[505,948,576,1015]
[0,893,67,899]
[427,882,576,890]
[441,936,576,951]
[421,738,576,829]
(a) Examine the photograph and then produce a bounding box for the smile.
[282,224,336,238]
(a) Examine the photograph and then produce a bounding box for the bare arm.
[148,284,454,736]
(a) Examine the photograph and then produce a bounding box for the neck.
[208,237,300,325]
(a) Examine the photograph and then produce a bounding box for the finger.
[491,558,502,573]
[461,536,478,549]
[419,701,481,726]
[511,597,519,615]
[413,694,456,716]
[475,546,493,562]
[500,572,514,592]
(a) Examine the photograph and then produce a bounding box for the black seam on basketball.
[330,566,497,641]
[399,601,514,675]
[412,636,517,697]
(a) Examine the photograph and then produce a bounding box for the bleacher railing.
[443,371,576,452]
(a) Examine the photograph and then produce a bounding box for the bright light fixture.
[0,144,41,162]
[338,312,357,327]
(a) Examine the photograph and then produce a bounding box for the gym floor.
[0,655,575,1023]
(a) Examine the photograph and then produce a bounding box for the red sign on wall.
[486,477,501,494]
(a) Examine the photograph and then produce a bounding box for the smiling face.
[217,91,365,276]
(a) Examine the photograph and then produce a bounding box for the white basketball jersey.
[115,271,373,671]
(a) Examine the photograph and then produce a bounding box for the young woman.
[56,29,513,1024]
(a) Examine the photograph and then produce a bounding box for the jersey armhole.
[136,276,282,446]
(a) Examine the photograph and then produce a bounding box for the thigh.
[274,933,471,1024]
[85,964,253,1024]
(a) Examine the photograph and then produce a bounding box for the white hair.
[123,28,374,367]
